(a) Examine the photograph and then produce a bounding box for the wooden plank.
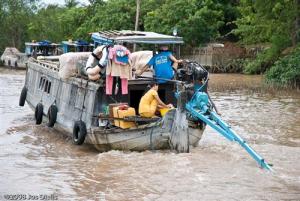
[98,115,161,122]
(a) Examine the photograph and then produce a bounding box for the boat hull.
[25,59,205,152]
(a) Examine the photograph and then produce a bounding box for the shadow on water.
[0,70,300,200]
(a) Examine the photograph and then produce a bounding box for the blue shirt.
[147,51,174,83]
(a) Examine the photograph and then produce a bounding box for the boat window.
[39,77,43,89]
[44,81,48,92]
[47,82,51,94]
[38,76,51,94]
[42,79,46,89]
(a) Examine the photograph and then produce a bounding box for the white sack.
[58,52,91,79]
[130,51,153,77]
[130,51,152,71]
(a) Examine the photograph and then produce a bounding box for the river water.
[0,68,299,201]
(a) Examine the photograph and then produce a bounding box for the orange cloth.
[139,89,158,117]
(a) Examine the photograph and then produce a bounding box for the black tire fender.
[19,86,27,106]
[35,103,43,125]
[47,105,58,127]
[72,120,87,145]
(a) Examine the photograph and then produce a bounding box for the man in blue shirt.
[137,46,182,83]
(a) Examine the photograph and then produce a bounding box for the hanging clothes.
[108,45,130,65]
[106,45,131,95]
[106,75,128,95]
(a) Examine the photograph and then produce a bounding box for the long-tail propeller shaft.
[186,91,273,171]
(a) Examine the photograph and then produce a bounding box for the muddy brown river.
[0,68,299,201]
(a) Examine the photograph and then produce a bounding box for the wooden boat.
[19,31,205,152]
[1,47,27,69]
[1,41,61,69]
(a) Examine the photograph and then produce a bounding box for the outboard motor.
[176,60,208,83]
[176,60,209,101]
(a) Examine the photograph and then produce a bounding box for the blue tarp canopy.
[91,30,184,45]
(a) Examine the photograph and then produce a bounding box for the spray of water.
[169,86,189,153]
[170,108,189,153]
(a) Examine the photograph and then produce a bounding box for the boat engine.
[177,60,208,83]
[174,60,273,170]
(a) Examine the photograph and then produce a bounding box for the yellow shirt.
[139,89,158,115]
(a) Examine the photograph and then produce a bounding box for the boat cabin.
[90,30,184,114]
[25,40,60,57]
[61,40,94,53]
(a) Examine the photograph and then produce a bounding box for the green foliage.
[27,5,64,42]
[0,0,240,53]
[234,0,299,74]
[0,0,36,52]
[234,0,298,45]
[27,5,88,42]
[265,46,300,88]
[144,0,226,46]
[88,0,136,31]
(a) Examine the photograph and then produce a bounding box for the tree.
[27,4,88,42]
[65,0,79,8]
[234,0,299,46]
[0,0,36,52]
[27,5,65,42]
[233,0,300,74]
[144,0,228,46]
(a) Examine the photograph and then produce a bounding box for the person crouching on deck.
[139,82,173,118]
[137,45,183,83]
[85,45,108,80]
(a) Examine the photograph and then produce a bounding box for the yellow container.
[159,108,171,117]
[113,107,136,129]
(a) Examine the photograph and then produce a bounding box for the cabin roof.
[91,30,184,45]
[62,40,93,47]
[25,42,60,47]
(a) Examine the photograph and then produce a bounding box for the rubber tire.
[35,103,43,125]
[15,61,18,67]
[72,120,87,145]
[47,105,58,127]
[8,60,11,66]
[19,86,27,106]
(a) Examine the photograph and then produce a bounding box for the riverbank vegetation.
[0,0,299,88]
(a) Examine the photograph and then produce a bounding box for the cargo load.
[58,52,92,79]
[113,106,136,129]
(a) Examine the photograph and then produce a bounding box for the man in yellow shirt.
[139,82,173,118]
